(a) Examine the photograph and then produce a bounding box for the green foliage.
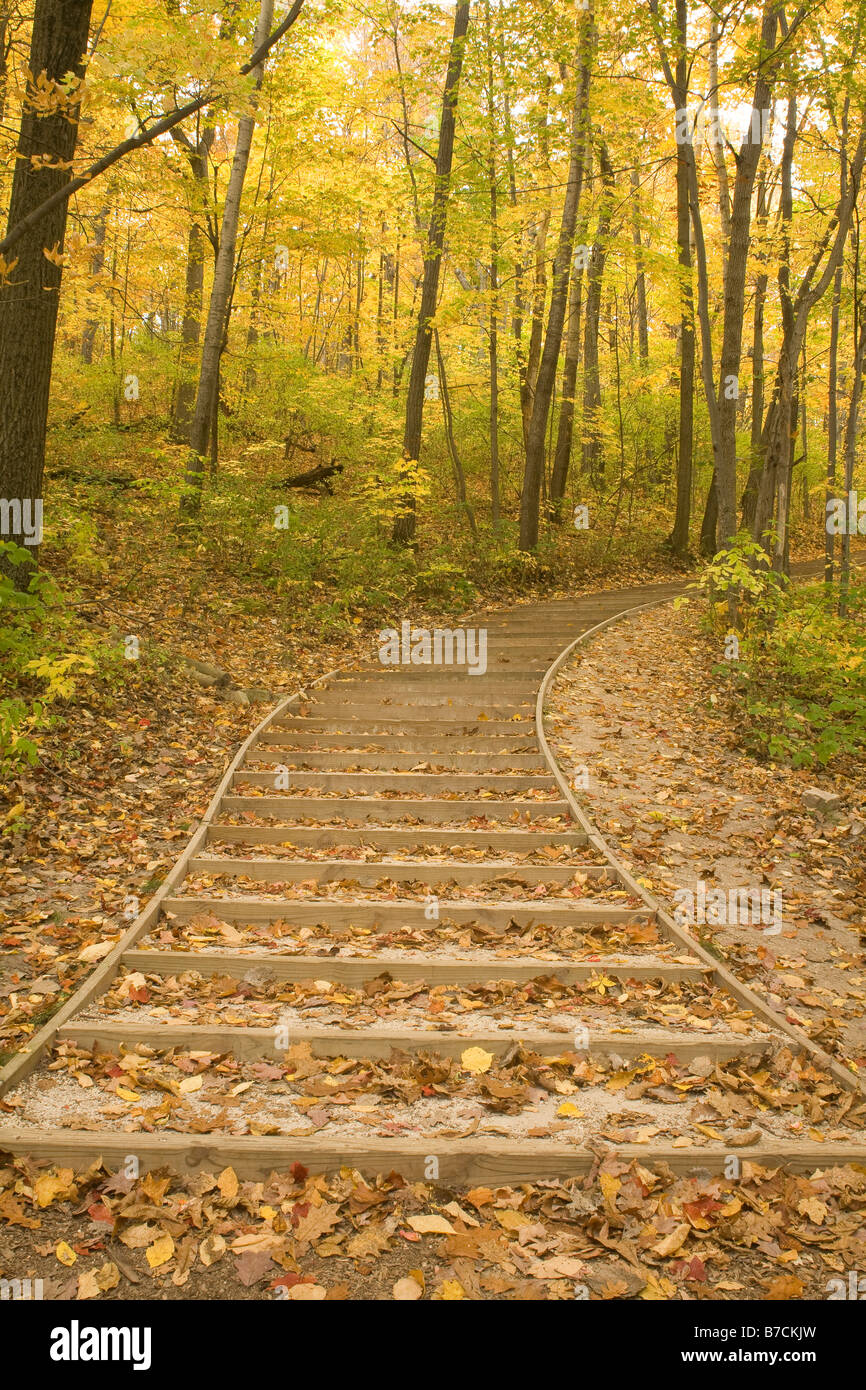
[687,532,789,632]
[696,553,866,768]
[0,543,104,775]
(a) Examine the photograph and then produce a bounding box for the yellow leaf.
[606,1068,637,1092]
[437,1279,466,1300]
[652,1223,690,1257]
[556,1102,584,1118]
[495,1209,532,1232]
[407,1214,455,1235]
[179,1075,203,1094]
[218,1167,239,1202]
[599,1172,621,1212]
[145,1234,175,1269]
[640,1273,677,1300]
[34,1170,75,1207]
[55,1241,77,1266]
[460,1046,494,1074]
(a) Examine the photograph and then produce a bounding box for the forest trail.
[0,569,863,1183]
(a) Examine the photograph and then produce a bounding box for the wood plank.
[256,732,540,752]
[187,856,607,886]
[162,896,650,926]
[232,771,558,792]
[121,949,713,985]
[271,718,533,735]
[0,1127,858,1182]
[246,751,547,772]
[219,795,573,821]
[206,825,588,850]
[57,1021,763,1064]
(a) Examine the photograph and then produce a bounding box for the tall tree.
[0,0,94,586]
[518,10,593,551]
[391,0,471,547]
[183,0,276,509]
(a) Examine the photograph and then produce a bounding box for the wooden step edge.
[256,734,541,749]
[219,796,573,819]
[246,754,549,771]
[120,949,712,985]
[205,826,589,848]
[1,1128,859,1182]
[186,856,609,883]
[161,896,652,924]
[56,1021,770,1063]
[232,773,559,790]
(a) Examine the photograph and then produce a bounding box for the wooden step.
[121,949,712,985]
[232,771,557,793]
[271,718,534,735]
[246,751,547,772]
[220,796,573,822]
[256,732,540,752]
[302,700,533,718]
[162,896,650,926]
[207,824,588,850]
[57,1020,763,1064]
[0,1127,857,1183]
[187,855,608,886]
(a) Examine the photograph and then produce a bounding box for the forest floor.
[2,544,865,1301]
[548,601,866,1073]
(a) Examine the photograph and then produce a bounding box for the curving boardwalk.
[1,575,863,1182]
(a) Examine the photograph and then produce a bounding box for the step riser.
[163,897,650,926]
[233,772,557,793]
[0,1130,854,1183]
[257,734,539,752]
[187,856,607,885]
[57,1023,757,1064]
[272,720,534,735]
[207,826,588,849]
[220,796,572,821]
[122,950,709,985]
[303,702,533,717]
[245,753,547,772]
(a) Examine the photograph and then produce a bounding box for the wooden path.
[1,574,863,1181]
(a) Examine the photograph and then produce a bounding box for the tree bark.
[391,1,471,547]
[579,141,612,483]
[519,17,593,551]
[183,0,275,510]
[0,0,94,587]
[669,0,694,559]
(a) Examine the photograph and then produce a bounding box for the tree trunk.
[550,194,589,517]
[0,0,94,586]
[182,0,275,512]
[391,1,471,547]
[81,206,107,364]
[519,19,593,551]
[707,16,731,286]
[630,167,649,363]
[715,2,779,547]
[580,142,613,483]
[483,0,500,525]
[825,259,843,583]
[670,0,694,559]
